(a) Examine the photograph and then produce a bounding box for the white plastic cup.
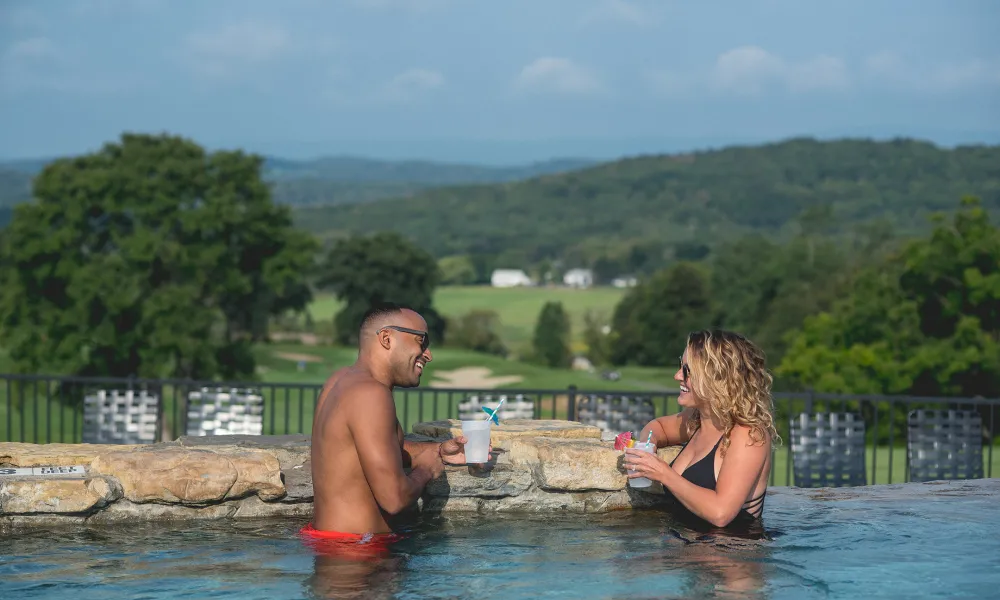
[628,441,655,488]
[460,420,491,463]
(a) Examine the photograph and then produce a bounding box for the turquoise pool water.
[1,480,998,599]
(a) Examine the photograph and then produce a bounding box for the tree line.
[292,137,1000,283]
[0,133,996,402]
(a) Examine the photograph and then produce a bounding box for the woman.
[624,329,778,530]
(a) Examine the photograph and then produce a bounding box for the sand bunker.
[432,366,523,389]
[273,352,323,363]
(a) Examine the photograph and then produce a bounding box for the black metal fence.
[1,373,996,487]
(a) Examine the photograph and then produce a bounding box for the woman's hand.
[623,447,671,483]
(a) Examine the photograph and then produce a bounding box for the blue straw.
[482,397,506,424]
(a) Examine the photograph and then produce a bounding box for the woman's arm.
[624,426,768,527]
[639,407,698,447]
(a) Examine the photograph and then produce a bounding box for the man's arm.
[351,383,443,514]
[401,439,439,467]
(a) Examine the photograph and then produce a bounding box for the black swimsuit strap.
[741,490,766,518]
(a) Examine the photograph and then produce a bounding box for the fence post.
[805,387,815,415]
[567,385,577,421]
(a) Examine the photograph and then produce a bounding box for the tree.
[777,197,999,398]
[532,301,572,368]
[446,309,507,356]
[609,262,714,366]
[318,231,444,345]
[0,133,316,379]
[438,255,477,285]
[582,309,611,365]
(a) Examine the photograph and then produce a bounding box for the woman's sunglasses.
[679,356,690,380]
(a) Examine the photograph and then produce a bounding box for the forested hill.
[292,137,1000,262]
[0,155,596,208]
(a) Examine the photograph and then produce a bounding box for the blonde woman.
[624,329,778,529]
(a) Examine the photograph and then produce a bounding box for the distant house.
[611,276,637,288]
[491,269,532,288]
[563,268,594,289]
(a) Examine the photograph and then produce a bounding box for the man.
[303,302,479,548]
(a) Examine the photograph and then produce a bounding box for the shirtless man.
[302,302,479,545]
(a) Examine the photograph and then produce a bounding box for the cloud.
[710,45,849,95]
[514,57,602,95]
[379,68,445,102]
[863,52,1000,93]
[347,0,448,11]
[579,0,649,27]
[4,37,61,62]
[182,22,291,77]
[1,37,140,95]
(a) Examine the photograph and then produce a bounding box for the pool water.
[2,480,998,599]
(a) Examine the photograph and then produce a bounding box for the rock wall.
[1,419,678,528]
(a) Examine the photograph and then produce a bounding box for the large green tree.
[777,197,999,398]
[609,262,714,366]
[0,133,316,379]
[318,231,444,345]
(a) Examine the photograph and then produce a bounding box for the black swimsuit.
[663,434,766,530]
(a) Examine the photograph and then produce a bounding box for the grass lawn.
[305,285,626,352]
[255,343,676,391]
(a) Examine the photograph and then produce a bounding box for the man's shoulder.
[330,371,392,403]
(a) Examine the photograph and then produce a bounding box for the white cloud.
[379,68,445,102]
[1,37,141,95]
[785,55,850,92]
[5,37,61,62]
[514,57,602,95]
[863,52,1000,93]
[348,0,449,11]
[183,22,291,75]
[579,0,649,27]
[708,45,850,95]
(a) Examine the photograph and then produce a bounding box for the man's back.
[311,366,402,534]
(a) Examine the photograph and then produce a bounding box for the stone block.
[0,443,141,467]
[424,462,533,498]
[0,475,122,514]
[90,447,284,504]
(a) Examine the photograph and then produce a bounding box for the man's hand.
[411,442,446,479]
[438,435,492,465]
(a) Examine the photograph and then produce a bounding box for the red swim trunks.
[299,523,405,560]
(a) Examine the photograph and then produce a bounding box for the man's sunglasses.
[379,326,430,352]
[679,356,690,380]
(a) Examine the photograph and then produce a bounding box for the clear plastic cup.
[460,420,491,463]
[628,441,655,488]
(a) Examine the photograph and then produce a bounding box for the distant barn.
[491,268,533,287]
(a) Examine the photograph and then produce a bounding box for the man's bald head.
[358,302,427,349]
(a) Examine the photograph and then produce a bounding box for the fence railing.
[1,373,996,487]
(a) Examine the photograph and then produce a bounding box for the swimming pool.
[2,479,997,599]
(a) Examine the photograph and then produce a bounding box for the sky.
[1,0,998,164]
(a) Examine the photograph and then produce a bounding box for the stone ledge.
[0,421,681,526]
[412,419,602,449]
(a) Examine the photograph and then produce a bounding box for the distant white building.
[491,269,532,288]
[612,276,638,288]
[563,268,594,289]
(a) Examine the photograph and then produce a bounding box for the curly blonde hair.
[683,329,779,457]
